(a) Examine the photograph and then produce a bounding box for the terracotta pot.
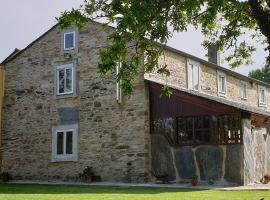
[84,175,92,183]
[191,179,198,186]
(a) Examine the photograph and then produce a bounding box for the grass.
[0,183,269,200]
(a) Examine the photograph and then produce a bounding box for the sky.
[0,0,268,76]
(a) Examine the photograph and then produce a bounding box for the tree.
[57,0,270,96]
[249,65,270,84]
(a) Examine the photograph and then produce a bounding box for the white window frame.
[240,80,248,100]
[52,124,78,162]
[217,71,227,97]
[63,31,76,51]
[56,63,74,96]
[116,62,122,103]
[258,85,267,106]
[187,59,200,91]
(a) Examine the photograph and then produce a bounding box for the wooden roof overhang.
[149,81,270,128]
[149,82,241,119]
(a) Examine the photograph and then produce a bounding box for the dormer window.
[218,71,226,97]
[64,31,75,51]
[259,86,267,106]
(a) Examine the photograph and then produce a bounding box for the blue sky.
[0,0,267,75]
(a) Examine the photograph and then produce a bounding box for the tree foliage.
[57,0,270,96]
[249,65,270,84]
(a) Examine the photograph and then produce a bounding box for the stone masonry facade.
[1,22,150,182]
[145,49,270,113]
[2,20,270,185]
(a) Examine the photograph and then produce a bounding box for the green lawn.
[0,183,269,200]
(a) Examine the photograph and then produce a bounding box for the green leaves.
[249,65,270,84]
[57,9,89,30]
[57,0,270,97]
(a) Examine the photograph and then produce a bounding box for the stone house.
[1,21,270,185]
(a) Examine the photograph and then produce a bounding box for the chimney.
[208,46,220,65]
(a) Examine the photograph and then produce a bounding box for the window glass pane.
[219,75,225,93]
[153,118,176,143]
[195,130,210,143]
[221,77,225,92]
[260,89,266,103]
[65,68,73,92]
[177,118,193,144]
[193,65,199,90]
[58,69,65,94]
[219,76,222,91]
[66,131,73,154]
[241,82,247,98]
[244,84,247,97]
[57,132,64,155]
[64,33,74,49]
[177,130,193,143]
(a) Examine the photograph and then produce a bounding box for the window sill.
[51,156,78,163]
[259,103,267,108]
[55,93,77,100]
[64,47,75,51]
[218,92,226,98]
[241,97,248,101]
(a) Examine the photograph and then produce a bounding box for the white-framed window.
[258,86,267,106]
[218,71,226,96]
[187,59,200,91]
[52,124,78,162]
[63,31,75,50]
[116,62,122,103]
[240,80,248,100]
[56,63,74,95]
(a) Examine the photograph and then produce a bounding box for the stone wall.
[145,49,270,112]
[1,22,150,182]
[243,119,270,185]
[151,134,244,185]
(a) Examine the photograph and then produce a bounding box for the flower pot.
[191,179,198,186]
[84,175,92,183]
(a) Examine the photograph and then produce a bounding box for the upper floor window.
[52,124,78,162]
[259,86,267,106]
[56,63,74,95]
[64,31,75,51]
[218,71,226,96]
[240,81,248,100]
[187,59,200,91]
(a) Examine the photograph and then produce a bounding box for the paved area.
[4,180,270,191]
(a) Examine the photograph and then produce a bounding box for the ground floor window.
[52,124,78,162]
[152,114,242,146]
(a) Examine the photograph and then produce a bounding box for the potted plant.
[191,175,198,186]
[79,166,94,183]
[1,172,10,182]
